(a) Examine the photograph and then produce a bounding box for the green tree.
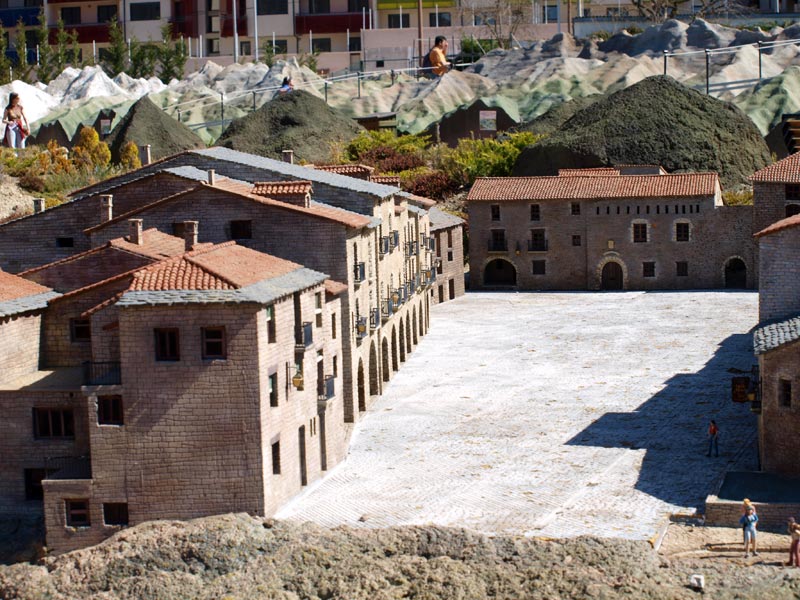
[53,19,70,74]
[35,10,55,83]
[102,17,128,76]
[130,38,158,79]
[0,21,12,85]
[157,23,187,83]
[260,40,276,67]
[68,28,82,66]
[13,18,30,79]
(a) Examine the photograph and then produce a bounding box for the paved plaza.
[278,292,760,540]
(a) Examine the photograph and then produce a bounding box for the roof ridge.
[18,241,112,275]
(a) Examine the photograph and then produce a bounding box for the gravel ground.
[0,174,34,222]
[279,291,759,541]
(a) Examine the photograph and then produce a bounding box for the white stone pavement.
[277,291,759,540]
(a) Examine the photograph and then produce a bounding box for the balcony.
[49,22,111,44]
[381,298,394,321]
[391,230,400,250]
[355,315,368,339]
[295,322,313,349]
[370,307,381,330]
[528,239,549,251]
[318,374,335,401]
[44,455,91,480]
[82,361,121,386]
[405,241,418,257]
[221,14,248,37]
[379,236,390,255]
[295,11,363,35]
[353,261,366,284]
[0,6,38,27]
[488,239,508,252]
[378,0,455,7]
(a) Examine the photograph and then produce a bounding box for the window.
[269,373,279,407]
[388,14,410,28]
[25,0,44,7]
[786,184,800,200]
[633,223,648,243]
[447,230,453,247]
[103,503,129,526]
[24,468,47,501]
[530,204,540,221]
[331,313,337,339]
[154,328,180,361]
[270,39,288,53]
[70,319,91,342]
[230,220,252,240]
[206,37,220,55]
[66,499,90,527]
[271,441,281,474]
[201,327,226,359]
[786,204,800,218]
[208,0,220,9]
[208,15,220,31]
[642,262,655,278]
[308,0,330,12]
[429,12,451,26]
[349,37,361,52]
[570,202,580,216]
[780,378,792,407]
[543,4,558,20]
[56,237,74,248]
[676,261,688,277]
[98,5,118,22]
[315,293,323,327]
[60,6,80,25]
[489,229,506,251]
[311,38,332,53]
[33,408,74,438]
[130,1,161,20]
[258,0,288,14]
[530,229,546,251]
[333,355,338,377]
[572,235,581,247]
[490,204,500,221]
[675,222,690,242]
[447,250,453,261]
[348,0,369,10]
[97,395,123,425]
[266,306,276,343]
[240,40,251,56]
[531,260,546,275]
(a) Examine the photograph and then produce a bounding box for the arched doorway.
[357,360,366,412]
[406,313,412,351]
[418,306,423,339]
[601,261,624,290]
[381,338,390,382]
[369,341,379,396]
[483,258,516,286]
[391,327,399,372]
[725,258,747,289]
[398,320,406,363]
[412,307,418,345]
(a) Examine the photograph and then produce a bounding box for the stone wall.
[705,496,800,530]
[757,343,800,477]
[432,225,465,304]
[757,227,800,322]
[22,248,151,293]
[0,313,43,384]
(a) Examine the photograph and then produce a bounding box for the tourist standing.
[279,77,293,94]
[787,517,800,567]
[740,506,759,558]
[706,419,719,457]
[3,93,28,150]
[428,36,451,78]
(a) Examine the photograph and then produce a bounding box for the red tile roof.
[252,181,312,196]
[324,279,348,296]
[371,175,401,186]
[754,214,800,238]
[130,242,304,291]
[466,173,719,201]
[751,153,800,183]
[558,168,620,177]
[398,192,436,209]
[314,164,375,178]
[0,270,51,302]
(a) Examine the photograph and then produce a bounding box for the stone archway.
[405,314,412,354]
[369,340,379,396]
[412,306,418,345]
[357,360,366,412]
[381,337,390,382]
[724,257,747,289]
[391,327,399,372]
[601,261,624,290]
[399,319,406,363]
[483,258,517,286]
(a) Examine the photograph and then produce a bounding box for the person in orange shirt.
[706,419,719,457]
[428,36,451,77]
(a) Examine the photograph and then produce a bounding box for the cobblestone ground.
[278,291,759,540]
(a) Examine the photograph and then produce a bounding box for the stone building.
[429,207,466,304]
[466,167,755,291]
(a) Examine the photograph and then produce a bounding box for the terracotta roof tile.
[751,153,800,183]
[314,164,375,178]
[371,175,401,186]
[754,214,800,238]
[110,229,187,259]
[466,173,719,202]
[397,191,436,209]
[252,181,312,196]
[0,270,52,302]
[324,279,348,296]
[558,168,620,177]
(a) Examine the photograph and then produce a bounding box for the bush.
[439,132,544,186]
[592,30,611,41]
[18,172,45,192]
[401,169,459,200]
[120,141,142,170]
[346,130,430,162]
[722,188,754,206]
[360,145,425,173]
[72,126,111,171]
[625,26,643,35]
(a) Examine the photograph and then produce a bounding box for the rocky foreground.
[1,514,798,599]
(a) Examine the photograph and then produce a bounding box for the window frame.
[265,306,277,343]
[130,1,161,21]
[154,328,180,362]
[572,234,581,247]
[531,260,546,275]
[490,204,501,221]
[269,372,279,407]
[70,318,91,343]
[103,502,129,526]
[642,261,656,278]
[33,407,75,439]
[97,395,123,426]
[675,221,690,242]
[633,222,648,243]
[570,202,581,216]
[271,440,281,474]
[530,204,541,221]
[201,326,227,360]
[97,4,118,22]
[230,220,253,240]
[676,261,689,277]
[65,499,90,527]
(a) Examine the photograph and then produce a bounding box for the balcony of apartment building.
[82,361,122,387]
[0,2,40,28]
[48,5,116,44]
[295,0,367,35]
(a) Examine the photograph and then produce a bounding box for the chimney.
[139,144,152,166]
[100,194,113,222]
[129,219,143,245]
[207,169,216,185]
[183,221,198,251]
[282,150,294,164]
[32,198,45,213]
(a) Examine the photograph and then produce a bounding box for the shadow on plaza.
[566,329,758,510]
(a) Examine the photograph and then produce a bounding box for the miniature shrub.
[346,130,430,162]
[402,169,460,200]
[120,140,142,170]
[722,189,754,206]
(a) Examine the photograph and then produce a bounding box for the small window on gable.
[490,204,500,221]
[265,306,276,343]
[675,222,690,242]
[201,327,226,360]
[154,328,180,361]
[66,499,90,527]
[780,378,792,407]
[56,237,74,248]
[530,204,540,221]
[642,262,655,278]
[97,395,123,425]
[70,318,91,342]
[230,220,252,240]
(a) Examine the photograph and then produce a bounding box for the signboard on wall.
[479,110,497,131]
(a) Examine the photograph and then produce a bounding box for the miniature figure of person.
[279,76,293,94]
[706,419,719,457]
[742,498,757,517]
[428,36,451,77]
[787,517,800,567]
[740,506,759,558]
[3,92,28,150]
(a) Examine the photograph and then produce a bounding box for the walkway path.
[278,292,759,540]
